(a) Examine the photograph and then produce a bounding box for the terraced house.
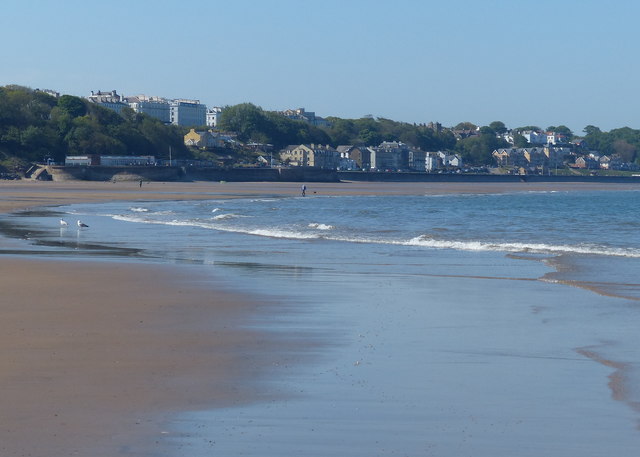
[279,144,339,169]
[492,147,570,171]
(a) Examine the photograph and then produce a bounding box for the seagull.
[77,220,89,228]
[59,218,68,227]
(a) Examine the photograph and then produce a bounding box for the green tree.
[454,122,477,131]
[0,84,195,169]
[57,95,87,118]
[582,125,610,154]
[549,125,573,141]
[513,133,529,148]
[489,121,507,135]
[218,103,266,142]
[612,139,636,162]
[514,125,541,132]
[456,132,508,165]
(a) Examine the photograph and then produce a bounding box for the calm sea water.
[3,188,640,456]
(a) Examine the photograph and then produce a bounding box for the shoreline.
[2,179,639,215]
[0,181,306,456]
[1,180,640,456]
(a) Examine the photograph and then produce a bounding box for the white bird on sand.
[77,220,89,228]
[59,218,68,227]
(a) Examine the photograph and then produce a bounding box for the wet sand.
[1,179,639,456]
[0,259,286,456]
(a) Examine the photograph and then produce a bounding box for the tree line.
[1,85,639,171]
[0,85,188,172]
[218,103,457,154]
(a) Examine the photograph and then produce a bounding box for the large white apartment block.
[170,99,207,127]
[88,90,208,126]
[127,95,171,123]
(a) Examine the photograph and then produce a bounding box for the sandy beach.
[1,179,639,457]
[0,181,298,456]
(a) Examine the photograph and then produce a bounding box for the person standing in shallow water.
[301,184,306,197]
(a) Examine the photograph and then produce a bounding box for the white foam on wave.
[406,235,640,258]
[212,213,247,221]
[113,215,150,223]
[110,214,640,258]
[308,223,334,230]
[245,228,319,239]
[112,214,318,239]
[129,207,149,212]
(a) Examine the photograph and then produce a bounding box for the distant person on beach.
[301,184,307,197]
[139,179,143,188]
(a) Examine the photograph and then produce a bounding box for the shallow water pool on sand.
[168,251,640,457]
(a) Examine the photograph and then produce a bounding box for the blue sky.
[2,0,638,134]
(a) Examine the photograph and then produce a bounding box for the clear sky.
[2,0,638,134]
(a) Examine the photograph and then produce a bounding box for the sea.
[2,187,640,456]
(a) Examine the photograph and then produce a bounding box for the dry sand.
[1,179,639,456]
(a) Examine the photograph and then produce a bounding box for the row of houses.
[278,142,462,172]
[503,130,571,145]
[492,147,571,170]
[182,129,463,171]
[574,153,638,171]
[492,147,639,172]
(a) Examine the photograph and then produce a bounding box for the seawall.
[43,166,640,184]
[46,166,340,183]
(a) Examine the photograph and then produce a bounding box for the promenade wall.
[43,165,640,184]
[46,166,340,183]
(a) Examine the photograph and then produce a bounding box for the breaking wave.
[406,235,640,258]
[308,223,334,230]
[212,213,245,221]
[110,215,640,258]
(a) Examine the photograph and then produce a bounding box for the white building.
[127,95,171,123]
[169,99,207,126]
[437,151,462,168]
[65,156,92,166]
[35,88,60,98]
[521,131,548,145]
[87,90,128,114]
[425,152,442,172]
[206,107,223,127]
